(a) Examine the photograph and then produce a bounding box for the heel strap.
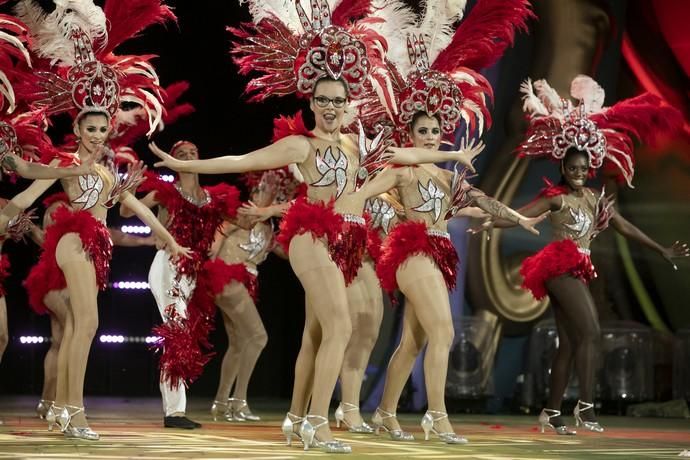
[375,407,397,419]
[229,398,248,409]
[213,400,229,407]
[286,412,304,423]
[64,405,85,417]
[339,402,360,413]
[542,408,562,417]
[304,414,328,430]
[425,410,449,422]
[576,400,594,412]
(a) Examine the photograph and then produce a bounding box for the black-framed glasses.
[313,95,347,108]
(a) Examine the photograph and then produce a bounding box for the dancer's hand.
[451,138,484,173]
[150,142,186,171]
[517,211,550,236]
[467,218,494,236]
[168,241,192,260]
[238,201,272,222]
[662,240,689,270]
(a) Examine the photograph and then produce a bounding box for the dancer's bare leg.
[289,234,352,442]
[288,300,319,416]
[397,255,455,434]
[214,307,240,402]
[546,276,601,423]
[55,233,99,429]
[377,301,426,432]
[0,297,7,363]
[42,290,70,401]
[544,298,574,426]
[340,260,384,427]
[230,295,267,402]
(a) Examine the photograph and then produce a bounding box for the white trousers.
[149,249,196,416]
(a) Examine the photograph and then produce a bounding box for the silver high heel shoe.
[210,400,233,422]
[370,407,414,441]
[281,412,304,447]
[334,402,374,433]
[46,405,66,432]
[232,398,261,421]
[36,399,54,420]
[420,410,468,444]
[538,408,576,435]
[59,405,99,440]
[573,400,604,433]
[299,415,352,453]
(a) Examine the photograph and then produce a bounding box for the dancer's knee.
[428,323,454,351]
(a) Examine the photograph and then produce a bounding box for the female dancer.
[7,0,184,439]
[33,192,155,420]
[206,171,289,422]
[478,76,688,434]
[152,3,478,452]
[343,0,535,443]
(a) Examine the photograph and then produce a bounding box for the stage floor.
[1,396,689,459]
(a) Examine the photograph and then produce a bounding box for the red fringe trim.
[201,259,258,302]
[376,221,459,296]
[329,219,368,285]
[520,239,596,300]
[139,175,240,278]
[23,207,112,315]
[0,254,10,297]
[277,198,343,253]
[366,226,383,263]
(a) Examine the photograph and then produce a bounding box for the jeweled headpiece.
[229,0,392,108]
[517,75,683,187]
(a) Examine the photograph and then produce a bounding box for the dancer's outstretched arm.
[0,178,57,232]
[610,212,689,269]
[150,136,310,174]
[4,154,93,180]
[119,191,158,218]
[466,188,549,235]
[119,192,191,259]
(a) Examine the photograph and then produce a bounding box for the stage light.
[97,334,160,344]
[19,336,47,344]
[110,281,149,290]
[600,321,653,402]
[160,174,174,183]
[120,225,151,234]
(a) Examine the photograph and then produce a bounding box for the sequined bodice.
[396,164,452,232]
[297,135,361,213]
[61,163,114,222]
[366,195,402,236]
[216,222,273,270]
[550,189,598,249]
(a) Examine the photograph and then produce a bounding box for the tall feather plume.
[332,0,373,26]
[569,74,605,112]
[15,0,107,66]
[102,0,176,55]
[368,0,416,74]
[418,0,463,66]
[520,78,548,117]
[244,0,303,31]
[532,79,563,116]
[433,0,533,73]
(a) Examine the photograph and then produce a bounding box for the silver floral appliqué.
[311,146,348,198]
[412,179,445,223]
[72,173,103,210]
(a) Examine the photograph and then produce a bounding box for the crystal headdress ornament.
[517,75,683,187]
[229,0,394,113]
[358,0,533,146]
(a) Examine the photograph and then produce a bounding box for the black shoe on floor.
[164,416,199,429]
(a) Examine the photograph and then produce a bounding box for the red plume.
[272,111,314,142]
[102,0,177,55]
[332,0,373,26]
[433,0,533,73]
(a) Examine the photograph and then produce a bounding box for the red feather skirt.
[201,258,258,302]
[520,239,597,300]
[24,207,112,315]
[376,221,459,296]
[366,226,384,263]
[0,254,10,297]
[278,198,367,285]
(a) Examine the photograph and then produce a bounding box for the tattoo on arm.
[2,154,18,171]
[474,196,520,224]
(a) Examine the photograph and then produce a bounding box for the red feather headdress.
[228,0,394,115]
[517,75,684,187]
[360,0,532,145]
